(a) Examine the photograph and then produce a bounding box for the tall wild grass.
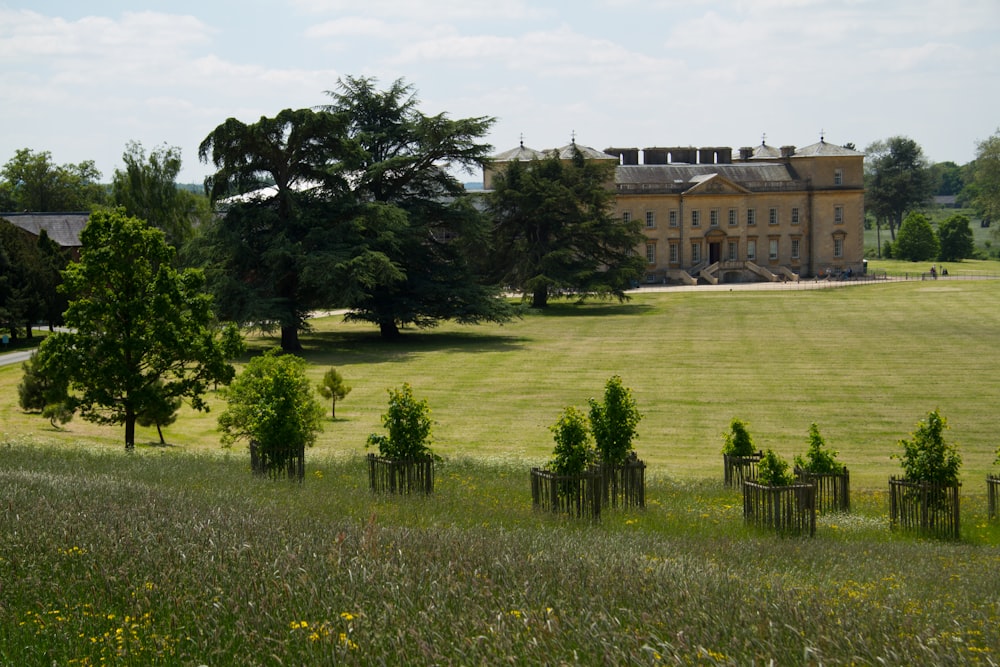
[2,442,998,665]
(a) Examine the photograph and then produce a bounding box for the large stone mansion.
[485,138,865,284]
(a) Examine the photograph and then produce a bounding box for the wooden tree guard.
[724,452,763,488]
[987,475,999,520]
[888,477,960,540]
[367,453,434,494]
[598,457,646,509]
[530,467,602,520]
[795,466,850,513]
[743,481,816,536]
[250,440,304,482]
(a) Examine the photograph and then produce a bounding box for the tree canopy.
[35,208,242,450]
[0,219,68,339]
[893,211,939,262]
[198,108,365,351]
[218,349,325,476]
[112,141,209,248]
[324,76,514,338]
[488,147,645,308]
[864,136,933,240]
[937,213,975,262]
[0,148,106,212]
[971,128,1000,226]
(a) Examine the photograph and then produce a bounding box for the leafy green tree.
[136,380,182,445]
[893,409,961,486]
[794,423,844,474]
[894,212,939,262]
[199,108,365,351]
[757,449,794,486]
[548,406,595,477]
[937,213,975,261]
[317,367,351,419]
[864,137,934,241]
[970,129,1000,227]
[366,383,435,460]
[112,141,209,248]
[722,418,756,456]
[1,148,106,211]
[489,147,646,308]
[324,76,515,338]
[17,354,75,428]
[588,375,642,467]
[34,208,242,450]
[929,161,965,197]
[0,220,66,339]
[218,349,324,473]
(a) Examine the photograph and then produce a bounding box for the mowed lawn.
[2,278,998,489]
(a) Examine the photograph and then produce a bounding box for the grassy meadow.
[3,278,1000,664]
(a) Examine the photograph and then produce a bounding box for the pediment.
[684,173,750,196]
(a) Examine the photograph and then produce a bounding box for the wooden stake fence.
[367,453,434,494]
[598,458,646,509]
[724,452,762,488]
[795,467,850,513]
[987,474,999,520]
[888,477,960,539]
[530,467,602,520]
[250,440,304,482]
[743,481,816,536]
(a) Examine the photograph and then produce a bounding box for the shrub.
[894,212,940,262]
[218,349,325,469]
[588,375,642,467]
[367,383,434,460]
[722,418,755,456]
[548,406,595,476]
[892,409,961,486]
[794,423,844,474]
[757,449,794,486]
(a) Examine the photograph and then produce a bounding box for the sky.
[2,0,999,185]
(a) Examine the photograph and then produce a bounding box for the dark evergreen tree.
[323,76,514,338]
[488,147,645,308]
[937,214,975,261]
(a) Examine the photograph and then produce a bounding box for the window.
[691,210,701,227]
[669,242,679,263]
[747,208,756,225]
[791,238,800,259]
[710,209,720,227]
[769,239,779,260]
[834,238,844,258]
[669,210,679,227]
[645,242,656,264]
[645,211,656,228]
[769,207,778,225]
[747,240,756,261]
[791,207,800,225]
[728,208,737,226]
[834,169,844,186]
[622,211,631,224]
[728,241,738,261]
[834,206,844,224]
[691,242,701,263]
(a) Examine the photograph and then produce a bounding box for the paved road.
[0,348,33,367]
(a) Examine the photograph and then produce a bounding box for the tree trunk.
[531,285,549,309]
[379,320,401,339]
[331,399,336,420]
[125,411,136,452]
[156,423,165,445]
[280,324,302,352]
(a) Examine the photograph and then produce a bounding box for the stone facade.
[485,139,865,283]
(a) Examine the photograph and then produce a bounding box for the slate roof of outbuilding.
[491,141,617,162]
[1,212,88,248]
